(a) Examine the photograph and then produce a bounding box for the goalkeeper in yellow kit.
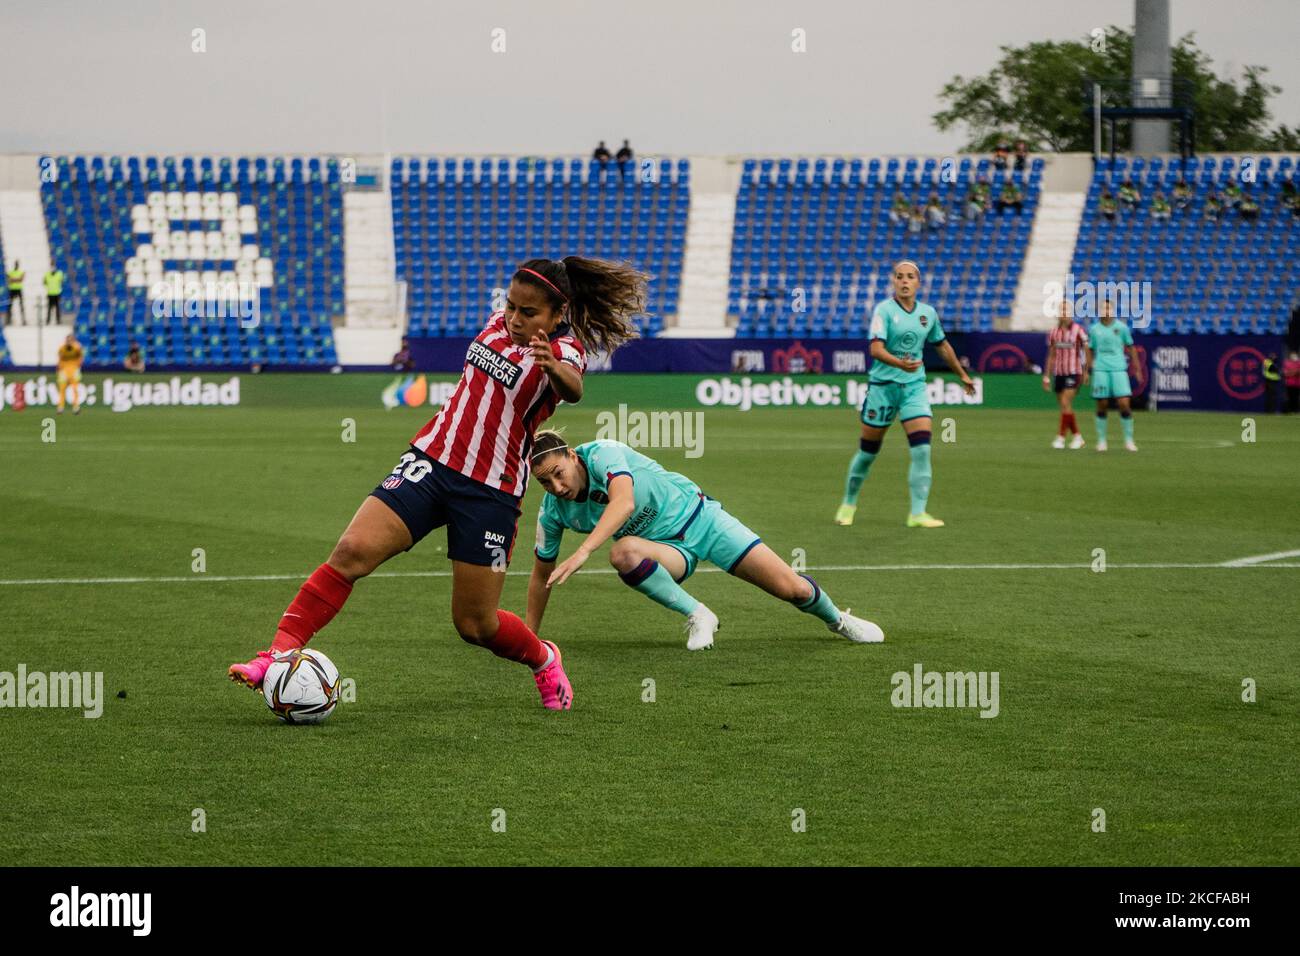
[56,333,84,414]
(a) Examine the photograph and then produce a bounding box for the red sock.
[1065,412,1079,434]
[1058,412,1068,436]
[270,563,354,653]
[482,610,550,669]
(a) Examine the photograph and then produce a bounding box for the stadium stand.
[729,156,1043,337]
[40,155,342,367]
[1073,155,1299,334]
[391,156,689,337]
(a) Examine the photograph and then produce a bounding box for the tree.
[933,27,1299,153]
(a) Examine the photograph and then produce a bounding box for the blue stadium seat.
[41,154,343,368]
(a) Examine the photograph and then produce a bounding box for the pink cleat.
[532,640,573,711]
[228,650,275,690]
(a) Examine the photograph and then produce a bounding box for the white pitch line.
[1,561,1298,587]
[1219,549,1300,567]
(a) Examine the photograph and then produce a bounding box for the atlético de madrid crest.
[920,316,928,327]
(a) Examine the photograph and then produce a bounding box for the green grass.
[1,373,1296,866]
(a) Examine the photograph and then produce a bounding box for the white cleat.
[1096,441,1108,452]
[829,609,884,644]
[1051,436,1066,449]
[1069,434,1086,450]
[1124,440,1138,452]
[684,605,719,651]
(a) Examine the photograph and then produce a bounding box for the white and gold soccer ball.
[262,649,341,724]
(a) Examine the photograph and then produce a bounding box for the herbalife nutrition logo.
[0,665,104,718]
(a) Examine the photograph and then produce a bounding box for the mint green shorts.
[861,378,932,427]
[1091,370,1132,400]
[661,498,762,581]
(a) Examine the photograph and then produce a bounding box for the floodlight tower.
[1131,0,1172,154]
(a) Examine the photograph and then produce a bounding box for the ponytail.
[513,256,647,355]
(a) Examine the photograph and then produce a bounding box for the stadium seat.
[42,154,343,368]
[729,156,1040,336]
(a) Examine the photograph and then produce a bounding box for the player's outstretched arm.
[936,339,976,395]
[546,474,636,588]
[526,556,556,634]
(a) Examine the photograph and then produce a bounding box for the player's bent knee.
[328,535,381,581]
[453,613,496,645]
[608,539,642,572]
[783,574,814,604]
[330,535,371,580]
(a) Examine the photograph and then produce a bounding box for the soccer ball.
[262,649,341,724]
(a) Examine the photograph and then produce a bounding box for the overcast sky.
[1,0,1296,156]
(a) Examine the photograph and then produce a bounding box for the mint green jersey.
[868,298,945,384]
[534,440,705,561]
[1088,319,1134,372]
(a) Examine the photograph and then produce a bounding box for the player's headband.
[530,443,569,463]
[518,267,568,303]
[894,259,922,280]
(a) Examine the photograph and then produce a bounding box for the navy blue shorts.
[369,446,521,567]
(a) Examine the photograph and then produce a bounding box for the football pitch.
[1,373,1296,866]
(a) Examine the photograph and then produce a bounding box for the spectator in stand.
[43,265,65,323]
[890,192,911,224]
[6,260,24,323]
[1239,193,1260,222]
[907,204,925,234]
[392,336,415,372]
[1281,175,1299,216]
[1013,141,1028,172]
[1118,178,1141,212]
[1283,351,1300,414]
[995,181,1024,216]
[1099,189,1118,222]
[615,139,633,179]
[924,193,947,230]
[1204,190,1223,222]
[1150,191,1172,221]
[1262,353,1281,413]
[992,141,1010,170]
[964,173,991,220]
[1222,181,1243,209]
[1172,178,1193,212]
[124,342,146,373]
[592,141,612,168]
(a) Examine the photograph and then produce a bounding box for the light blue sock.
[907,442,932,515]
[1120,413,1134,443]
[843,446,878,505]
[794,575,841,625]
[1096,414,1109,444]
[619,559,699,616]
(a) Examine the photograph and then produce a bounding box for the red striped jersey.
[411,313,586,497]
[1046,322,1088,376]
